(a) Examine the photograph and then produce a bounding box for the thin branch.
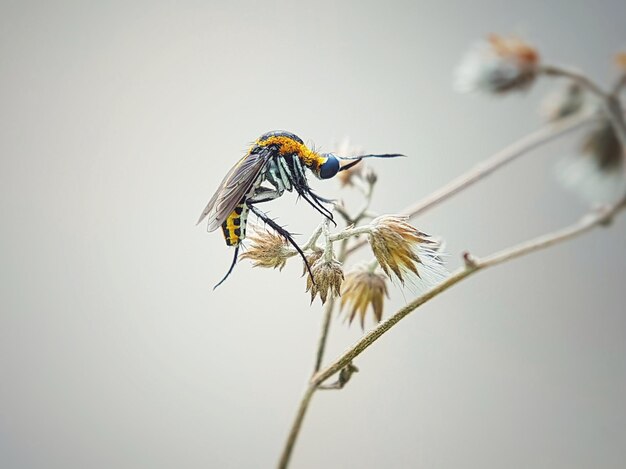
[540,64,608,99]
[301,223,324,251]
[313,298,335,373]
[279,196,625,469]
[277,112,600,469]
[278,175,375,468]
[401,113,594,218]
[278,61,625,469]
[540,64,626,149]
[329,225,371,242]
[344,113,596,257]
[311,197,625,387]
[278,384,316,469]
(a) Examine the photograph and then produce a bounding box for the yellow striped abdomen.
[221,203,249,246]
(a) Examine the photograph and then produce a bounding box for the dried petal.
[368,216,447,290]
[302,250,323,277]
[340,266,389,328]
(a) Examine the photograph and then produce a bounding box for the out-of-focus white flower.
[541,83,586,122]
[455,34,540,94]
[558,120,626,204]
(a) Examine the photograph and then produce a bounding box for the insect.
[197,130,403,288]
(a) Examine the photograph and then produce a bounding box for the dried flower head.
[455,34,540,94]
[239,227,290,270]
[368,215,447,288]
[557,120,626,203]
[341,265,389,328]
[305,257,344,304]
[301,250,323,276]
[541,83,585,122]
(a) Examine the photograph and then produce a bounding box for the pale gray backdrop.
[1,1,625,468]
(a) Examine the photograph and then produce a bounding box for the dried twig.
[344,112,597,257]
[276,57,626,469]
[279,196,625,468]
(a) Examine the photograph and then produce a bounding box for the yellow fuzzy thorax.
[256,135,326,170]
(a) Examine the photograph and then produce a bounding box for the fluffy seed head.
[340,265,389,328]
[368,215,447,289]
[239,227,290,270]
[455,34,540,94]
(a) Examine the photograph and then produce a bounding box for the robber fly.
[197,130,402,288]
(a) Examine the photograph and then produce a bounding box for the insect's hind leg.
[213,245,239,290]
[247,203,316,285]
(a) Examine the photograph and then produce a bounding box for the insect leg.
[294,183,336,225]
[289,155,336,225]
[265,160,286,194]
[247,203,316,285]
[299,189,336,225]
[247,187,282,204]
[276,157,293,191]
[213,245,240,290]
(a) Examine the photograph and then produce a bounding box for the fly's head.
[313,153,340,180]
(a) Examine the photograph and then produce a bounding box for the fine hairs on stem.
[268,36,626,468]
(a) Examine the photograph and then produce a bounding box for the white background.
[1,1,625,468]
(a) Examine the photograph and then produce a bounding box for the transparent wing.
[196,149,270,231]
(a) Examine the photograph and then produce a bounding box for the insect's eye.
[319,154,340,179]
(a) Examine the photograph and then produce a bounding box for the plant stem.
[277,64,624,469]
[278,178,374,468]
[313,298,335,373]
[311,198,625,387]
[279,197,624,469]
[344,113,595,257]
[277,384,316,469]
[540,64,626,149]
[540,65,608,99]
[402,113,594,218]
